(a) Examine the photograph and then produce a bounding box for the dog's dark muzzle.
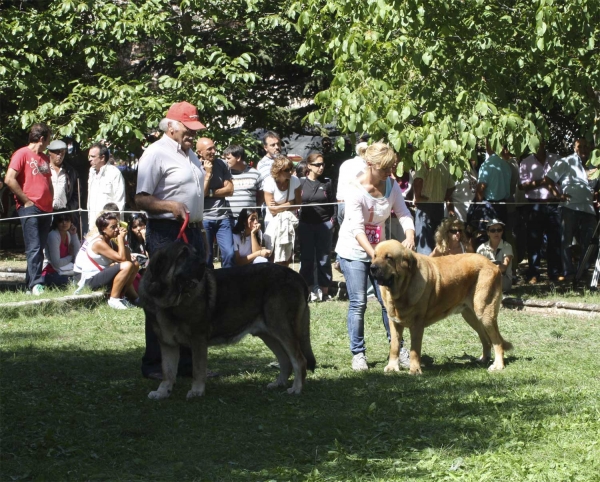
[370,264,391,286]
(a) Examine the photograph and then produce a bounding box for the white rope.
[0,198,570,223]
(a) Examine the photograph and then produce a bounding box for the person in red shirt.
[4,123,54,295]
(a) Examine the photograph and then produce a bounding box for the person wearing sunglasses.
[73,212,139,309]
[298,153,336,301]
[262,155,302,265]
[476,219,513,292]
[430,218,474,257]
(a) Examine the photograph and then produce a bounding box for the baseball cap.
[166,102,206,130]
[487,218,505,228]
[47,140,67,151]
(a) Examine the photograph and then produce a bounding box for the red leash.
[176,212,190,244]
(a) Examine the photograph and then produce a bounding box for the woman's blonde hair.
[364,142,397,169]
[434,218,468,254]
[270,154,294,178]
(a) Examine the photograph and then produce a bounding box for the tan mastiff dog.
[370,240,512,375]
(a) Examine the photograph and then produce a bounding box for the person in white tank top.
[74,212,139,309]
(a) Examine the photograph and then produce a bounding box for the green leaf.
[537,37,545,51]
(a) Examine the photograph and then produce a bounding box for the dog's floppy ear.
[173,244,205,287]
[395,246,416,274]
[140,245,170,299]
[148,248,172,296]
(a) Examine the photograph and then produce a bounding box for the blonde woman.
[263,155,302,265]
[335,142,415,370]
[430,218,474,257]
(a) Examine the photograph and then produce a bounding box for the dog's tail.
[299,304,316,372]
[502,339,513,352]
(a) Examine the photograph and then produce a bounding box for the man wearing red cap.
[135,101,207,380]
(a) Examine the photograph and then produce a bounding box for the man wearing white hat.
[47,139,79,213]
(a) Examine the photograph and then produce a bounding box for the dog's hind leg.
[461,308,493,364]
[473,287,511,372]
[284,342,307,395]
[187,335,208,399]
[148,343,179,400]
[258,333,293,389]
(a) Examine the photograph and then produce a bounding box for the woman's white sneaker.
[352,353,369,371]
[108,298,129,310]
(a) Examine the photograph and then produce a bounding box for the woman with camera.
[74,212,139,309]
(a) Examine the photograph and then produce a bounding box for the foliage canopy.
[291,0,600,173]
[0,0,327,165]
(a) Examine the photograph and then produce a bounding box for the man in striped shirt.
[224,144,261,219]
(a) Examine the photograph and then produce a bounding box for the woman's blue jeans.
[339,257,390,355]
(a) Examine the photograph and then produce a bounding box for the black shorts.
[85,264,121,290]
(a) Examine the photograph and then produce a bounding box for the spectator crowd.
[3,101,599,372]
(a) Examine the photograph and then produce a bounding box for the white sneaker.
[108,298,129,310]
[309,292,319,302]
[121,298,138,308]
[31,284,45,296]
[352,353,369,371]
[399,347,411,369]
[315,288,323,301]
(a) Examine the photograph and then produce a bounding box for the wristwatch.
[209,189,214,197]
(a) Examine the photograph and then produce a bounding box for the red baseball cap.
[166,102,206,130]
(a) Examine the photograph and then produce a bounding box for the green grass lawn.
[1,300,599,481]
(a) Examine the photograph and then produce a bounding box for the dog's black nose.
[370,265,380,277]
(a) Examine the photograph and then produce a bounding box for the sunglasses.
[449,229,462,234]
[488,228,503,233]
[310,163,325,168]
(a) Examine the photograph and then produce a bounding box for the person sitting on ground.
[127,213,148,269]
[42,212,81,288]
[74,212,139,309]
[86,202,128,241]
[231,208,271,266]
[430,218,474,257]
[476,219,513,292]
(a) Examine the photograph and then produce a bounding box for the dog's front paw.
[487,362,505,372]
[267,380,285,389]
[286,386,302,395]
[148,390,170,400]
[384,362,400,372]
[186,389,205,399]
[408,367,423,376]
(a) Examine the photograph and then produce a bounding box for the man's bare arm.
[474,182,486,202]
[214,179,234,197]
[135,192,188,221]
[538,177,566,200]
[4,168,34,207]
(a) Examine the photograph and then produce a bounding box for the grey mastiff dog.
[139,242,316,399]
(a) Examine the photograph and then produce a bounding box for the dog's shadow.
[367,353,522,373]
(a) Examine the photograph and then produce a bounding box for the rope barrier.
[0,198,573,223]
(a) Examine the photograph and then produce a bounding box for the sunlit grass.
[1,300,599,481]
